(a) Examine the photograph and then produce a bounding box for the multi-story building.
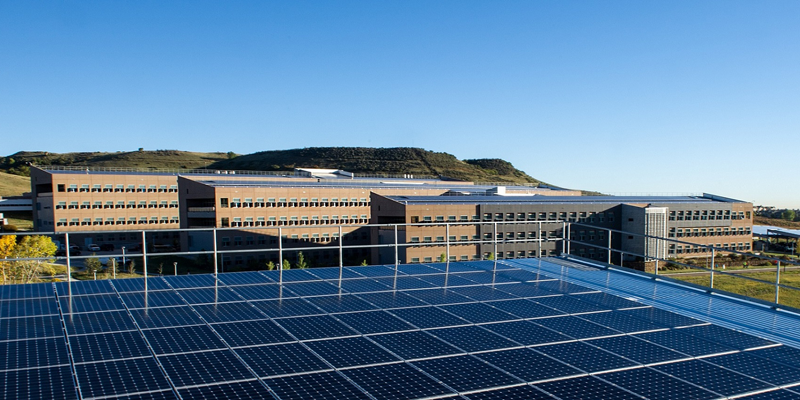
[369,193,754,265]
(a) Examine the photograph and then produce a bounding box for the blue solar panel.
[449,285,520,301]
[0,365,77,400]
[306,294,377,313]
[397,264,441,275]
[488,298,565,319]
[251,298,323,318]
[413,354,522,392]
[192,302,263,323]
[532,295,608,314]
[129,307,203,329]
[496,269,543,282]
[0,282,53,300]
[390,306,469,329]
[405,288,474,305]
[477,348,583,382]
[211,319,294,347]
[119,291,186,308]
[573,292,643,310]
[270,269,317,282]
[600,367,719,400]
[465,384,556,400]
[342,362,455,400]
[680,324,776,350]
[345,265,396,277]
[374,276,438,290]
[735,389,800,399]
[0,337,69,370]
[229,284,285,300]
[158,350,253,387]
[416,274,482,287]
[619,306,704,328]
[108,389,178,399]
[532,280,594,294]
[58,294,125,313]
[748,345,800,369]
[653,359,772,396]
[236,342,331,377]
[176,287,242,304]
[578,311,661,333]
[75,357,171,399]
[64,311,137,335]
[369,330,462,360]
[111,277,172,292]
[587,335,686,365]
[337,278,392,293]
[265,371,371,400]
[274,315,356,340]
[69,331,150,363]
[439,302,519,324]
[495,281,558,298]
[429,325,518,352]
[284,281,343,297]
[306,337,400,368]
[306,267,363,280]
[143,325,226,354]
[533,316,618,339]
[179,380,272,399]
[454,272,517,284]
[56,280,115,295]
[536,375,642,400]
[481,321,572,346]
[332,310,416,335]
[161,274,217,289]
[1,298,58,318]
[215,271,274,285]
[355,291,428,309]
[704,351,800,386]
[634,329,735,357]
[1,315,63,340]
[535,342,636,372]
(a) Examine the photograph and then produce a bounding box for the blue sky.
[2,1,798,207]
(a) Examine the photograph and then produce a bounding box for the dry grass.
[0,171,30,197]
[668,270,800,309]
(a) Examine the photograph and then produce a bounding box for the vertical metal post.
[493,222,498,272]
[654,237,659,275]
[445,224,450,268]
[141,231,148,292]
[537,222,542,269]
[607,229,612,264]
[338,226,343,271]
[173,261,177,276]
[710,248,716,289]
[776,261,781,305]
[393,224,399,270]
[65,233,72,284]
[278,227,283,285]
[563,221,568,255]
[212,228,218,277]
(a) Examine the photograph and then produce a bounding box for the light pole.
[173,261,177,276]
[121,247,126,272]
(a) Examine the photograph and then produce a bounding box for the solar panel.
[5,259,800,399]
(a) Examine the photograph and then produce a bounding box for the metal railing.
[2,221,799,310]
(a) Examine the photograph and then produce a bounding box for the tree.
[127,260,136,275]
[296,252,308,269]
[0,235,17,284]
[438,253,446,262]
[84,255,102,277]
[783,210,796,221]
[282,259,291,270]
[266,261,275,270]
[9,235,57,284]
[360,259,368,266]
[487,252,495,261]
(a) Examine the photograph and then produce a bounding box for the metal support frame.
[141,231,148,292]
[776,261,782,304]
[607,229,612,264]
[212,228,218,277]
[493,222,498,272]
[710,248,716,289]
[278,227,283,285]
[65,232,72,284]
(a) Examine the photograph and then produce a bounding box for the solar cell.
[0,282,53,300]
[355,291,428,309]
[284,281,343,297]
[176,287,242,304]
[192,302,264,323]
[129,307,203,329]
[1,315,63,340]
[454,272,517,284]
[600,367,719,400]
[119,291,186,308]
[405,288,474,305]
[64,310,137,335]
[269,269,316,282]
[143,325,227,355]
[634,329,735,357]
[476,348,583,382]
[265,371,371,400]
[533,315,618,339]
[390,306,469,329]
[532,295,608,314]
[573,292,643,310]
[161,274,218,289]
[374,276,438,290]
[1,297,59,318]
[306,294,378,313]
[533,280,595,295]
[495,281,558,298]
[653,359,772,396]
[619,306,705,328]
[748,345,800,369]
[679,324,776,350]
[428,325,519,352]
[496,269,543,281]
[704,351,800,386]
[439,302,519,324]
[336,278,392,293]
[416,274,481,287]
[449,285,520,301]
[251,298,323,318]
[342,362,455,400]
[274,314,357,340]
[58,294,125,313]
[215,271,274,285]
[345,265,396,277]
[488,298,565,319]
[235,342,331,377]
[75,357,171,399]
[369,330,463,360]
[333,310,416,335]
[56,280,115,295]
[211,319,294,347]
[481,320,572,346]
[413,354,522,392]
[587,335,686,365]
[109,389,179,399]
[0,337,69,370]
[178,380,272,400]
[229,284,285,301]
[464,384,556,400]
[159,350,254,388]
[306,266,363,280]
[735,389,800,399]
[69,331,151,363]
[535,342,636,373]
[397,264,441,275]
[0,365,78,400]
[111,278,172,293]
[578,311,661,333]
[535,375,642,400]
[306,337,400,368]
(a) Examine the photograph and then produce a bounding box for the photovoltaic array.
[2,259,800,399]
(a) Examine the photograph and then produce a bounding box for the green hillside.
[0,147,546,198]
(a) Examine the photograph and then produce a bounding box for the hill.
[208,147,543,184]
[0,171,31,198]
[1,147,545,187]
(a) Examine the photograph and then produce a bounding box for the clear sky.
[2,1,798,207]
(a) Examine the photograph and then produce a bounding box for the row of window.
[219,231,369,247]
[408,249,556,263]
[409,230,561,243]
[410,211,613,224]
[220,215,369,228]
[220,248,370,267]
[56,200,179,210]
[55,216,179,227]
[57,184,178,193]
[220,197,369,208]
[668,210,750,221]
[668,243,751,254]
[668,227,752,238]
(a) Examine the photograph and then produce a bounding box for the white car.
[87,244,101,252]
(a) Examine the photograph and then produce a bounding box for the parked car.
[100,244,115,251]
[87,244,101,252]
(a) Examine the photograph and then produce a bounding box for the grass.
[667,270,800,309]
[0,171,30,197]
[2,211,33,231]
